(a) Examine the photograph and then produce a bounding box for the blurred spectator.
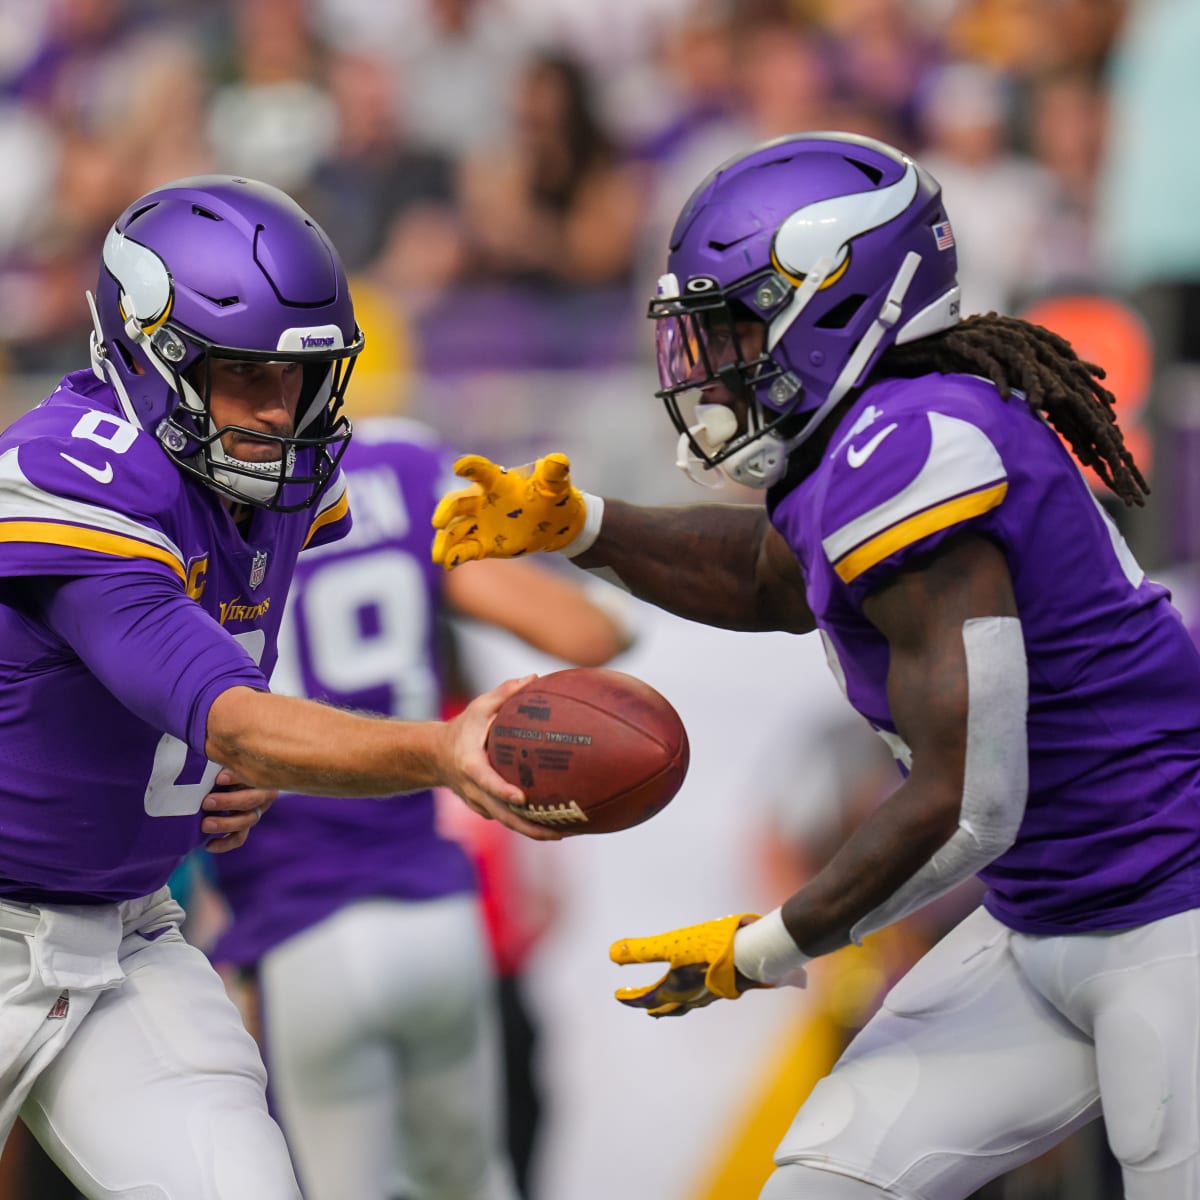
[114,37,214,196]
[397,0,526,164]
[947,0,1122,80]
[313,0,526,167]
[300,50,457,276]
[816,0,944,146]
[1045,0,1126,79]
[915,60,1056,315]
[632,0,742,168]
[732,17,839,142]
[0,3,211,376]
[630,2,755,314]
[206,0,335,192]
[1094,0,1200,571]
[0,101,59,260]
[0,0,52,86]
[407,48,648,372]
[458,50,646,291]
[1021,66,1109,295]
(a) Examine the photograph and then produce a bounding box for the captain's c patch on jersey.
[823,412,1008,583]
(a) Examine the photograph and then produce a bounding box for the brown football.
[486,668,689,836]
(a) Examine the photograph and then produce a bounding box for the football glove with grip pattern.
[609,913,765,1018]
[431,453,591,568]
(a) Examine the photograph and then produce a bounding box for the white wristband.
[733,907,811,987]
[561,493,605,558]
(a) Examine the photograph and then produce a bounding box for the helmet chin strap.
[209,440,296,504]
[783,249,923,460]
[86,290,142,429]
[708,404,796,490]
[720,432,793,489]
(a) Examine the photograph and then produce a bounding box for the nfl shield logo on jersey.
[249,550,269,590]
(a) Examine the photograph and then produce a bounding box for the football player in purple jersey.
[207,415,632,1200]
[431,132,1200,1199]
[0,175,553,1200]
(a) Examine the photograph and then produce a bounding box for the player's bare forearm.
[574,499,815,633]
[780,777,962,955]
[202,681,561,839]
[206,687,445,795]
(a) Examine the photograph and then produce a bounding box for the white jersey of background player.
[208,416,631,1200]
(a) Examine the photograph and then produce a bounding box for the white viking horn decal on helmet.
[102,228,173,329]
[773,161,919,280]
[768,162,919,350]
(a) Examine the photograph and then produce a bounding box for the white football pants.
[761,904,1200,1200]
[0,887,299,1199]
[257,894,519,1200]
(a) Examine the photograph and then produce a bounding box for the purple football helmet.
[649,132,961,488]
[88,175,364,510]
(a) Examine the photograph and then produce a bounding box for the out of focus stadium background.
[0,0,1198,1197]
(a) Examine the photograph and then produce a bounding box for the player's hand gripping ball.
[431,453,588,568]
[486,668,689,835]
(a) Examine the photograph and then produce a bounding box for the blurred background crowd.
[0,0,1198,1198]
[2,0,1197,548]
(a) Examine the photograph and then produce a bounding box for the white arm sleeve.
[849,616,1029,944]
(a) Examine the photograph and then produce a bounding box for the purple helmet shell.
[649,132,961,487]
[90,175,364,509]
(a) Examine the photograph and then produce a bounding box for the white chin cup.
[720,434,789,489]
[209,443,296,503]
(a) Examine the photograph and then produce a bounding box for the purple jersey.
[210,418,475,968]
[0,370,351,904]
[769,372,1200,935]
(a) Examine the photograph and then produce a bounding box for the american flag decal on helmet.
[932,221,955,251]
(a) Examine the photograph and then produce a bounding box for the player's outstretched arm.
[203,679,563,841]
[432,453,815,634]
[577,498,815,634]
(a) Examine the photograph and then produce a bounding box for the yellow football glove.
[431,453,589,569]
[609,913,764,1018]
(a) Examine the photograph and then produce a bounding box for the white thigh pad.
[775,909,1099,1200]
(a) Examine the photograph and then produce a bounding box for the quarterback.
[0,175,544,1199]
[433,132,1200,1198]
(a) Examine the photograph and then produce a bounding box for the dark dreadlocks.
[877,313,1150,508]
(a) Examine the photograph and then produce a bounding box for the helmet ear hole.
[815,294,869,330]
[113,340,139,373]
